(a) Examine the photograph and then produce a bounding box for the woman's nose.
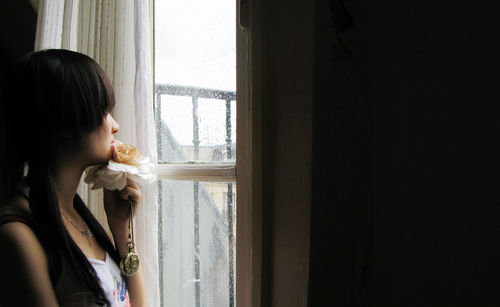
[111,115,120,133]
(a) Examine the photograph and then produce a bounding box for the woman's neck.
[53,159,86,215]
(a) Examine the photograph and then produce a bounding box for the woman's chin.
[86,156,111,167]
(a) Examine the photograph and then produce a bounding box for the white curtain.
[34,1,159,306]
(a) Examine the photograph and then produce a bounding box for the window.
[154,0,237,306]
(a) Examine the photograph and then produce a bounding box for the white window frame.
[157,163,236,182]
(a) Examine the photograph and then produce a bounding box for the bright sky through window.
[155,0,236,146]
[155,0,236,91]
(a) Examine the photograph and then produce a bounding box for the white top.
[88,253,131,307]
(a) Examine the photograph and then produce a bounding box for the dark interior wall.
[311,0,500,306]
[259,0,314,305]
[0,0,36,60]
[0,1,36,203]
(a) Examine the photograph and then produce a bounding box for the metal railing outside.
[155,83,236,307]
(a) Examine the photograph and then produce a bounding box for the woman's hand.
[103,179,147,307]
[103,178,142,230]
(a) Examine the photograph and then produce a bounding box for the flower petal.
[84,156,156,191]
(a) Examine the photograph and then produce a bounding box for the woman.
[0,49,146,307]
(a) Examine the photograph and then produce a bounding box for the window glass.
[154,0,237,306]
[155,0,236,163]
[156,93,236,163]
[158,180,236,307]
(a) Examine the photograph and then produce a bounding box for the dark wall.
[311,0,500,306]
[0,1,36,204]
[0,0,36,60]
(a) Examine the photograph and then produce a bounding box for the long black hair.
[1,49,121,305]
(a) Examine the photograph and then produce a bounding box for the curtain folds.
[34,1,159,306]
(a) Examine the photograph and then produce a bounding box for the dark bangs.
[55,50,115,145]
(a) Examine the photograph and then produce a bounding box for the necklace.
[62,214,93,248]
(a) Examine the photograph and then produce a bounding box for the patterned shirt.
[89,253,131,307]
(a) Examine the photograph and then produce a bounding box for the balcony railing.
[155,83,236,307]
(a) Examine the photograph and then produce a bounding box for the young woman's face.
[82,113,120,165]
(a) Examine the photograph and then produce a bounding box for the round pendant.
[120,252,140,276]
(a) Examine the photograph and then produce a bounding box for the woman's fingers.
[119,188,130,200]
[119,185,141,201]
[118,179,142,216]
[127,178,139,190]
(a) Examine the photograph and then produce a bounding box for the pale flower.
[112,141,141,165]
[84,141,156,190]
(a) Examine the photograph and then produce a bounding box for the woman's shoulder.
[0,207,58,306]
[0,212,39,247]
[0,198,48,275]
[0,193,40,253]
[0,195,38,248]
[3,192,31,212]
[0,193,50,280]
[0,193,33,226]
